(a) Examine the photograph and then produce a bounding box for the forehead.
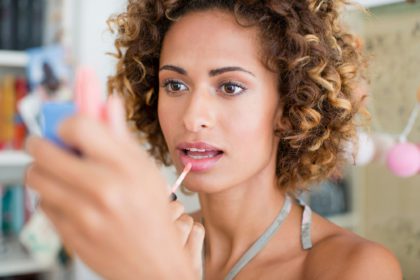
[160,9,263,68]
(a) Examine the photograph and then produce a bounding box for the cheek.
[227,107,275,155]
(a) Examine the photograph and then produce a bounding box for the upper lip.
[176,141,223,152]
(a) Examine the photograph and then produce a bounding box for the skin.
[158,9,403,280]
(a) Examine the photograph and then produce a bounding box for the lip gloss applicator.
[169,163,192,201]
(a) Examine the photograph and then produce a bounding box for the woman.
[26,0,402,279]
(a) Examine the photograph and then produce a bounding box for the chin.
[183,176,228,194]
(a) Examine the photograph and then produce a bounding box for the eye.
[162,79,188,96]
[219,81,247,96]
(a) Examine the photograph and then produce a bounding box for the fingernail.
[75,67,103,119]
[193,223,205,239]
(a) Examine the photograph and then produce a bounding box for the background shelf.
[0,151,32,167]
[0,151,32,184]
[0,236,51,277]
[0,50,28,68]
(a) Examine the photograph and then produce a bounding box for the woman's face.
[158,9,281,193]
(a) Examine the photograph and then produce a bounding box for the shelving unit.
[0,150,32,166]
[0,1,69,278]
[0,151,32,184]
[0,55,41,274]
[0,52,30,185]
[0,50,28,68]
[0,235,50,277]
[0,55,32,187]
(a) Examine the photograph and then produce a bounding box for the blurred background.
[0,0,419,279]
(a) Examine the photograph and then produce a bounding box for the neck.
[198,168,287,268]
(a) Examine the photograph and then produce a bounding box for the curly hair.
[107,0,366,193]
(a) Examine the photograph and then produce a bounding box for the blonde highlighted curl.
[107,0,367,193]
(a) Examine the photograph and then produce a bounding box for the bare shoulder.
[305,217,402,280]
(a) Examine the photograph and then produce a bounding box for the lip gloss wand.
[169,163,192,201]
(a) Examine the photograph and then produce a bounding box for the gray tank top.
[201,196,313,280]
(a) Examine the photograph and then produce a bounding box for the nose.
[183,87,216,132]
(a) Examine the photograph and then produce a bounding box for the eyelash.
[161,79,248,97]
[162,79,187,96]
[218,80,247,96]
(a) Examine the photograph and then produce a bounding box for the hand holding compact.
[25,67,196,280]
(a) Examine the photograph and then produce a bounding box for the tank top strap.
[297,197,313,250]
[201,195,313,280]
[224,195,292,280]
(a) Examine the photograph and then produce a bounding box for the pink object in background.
[371,133,396,164]
[386,142,420,177]
[418,144,420,174]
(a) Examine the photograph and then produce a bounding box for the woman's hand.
[169,201,205,279]
[25,102,195,280]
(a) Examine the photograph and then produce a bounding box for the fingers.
[175,214,194,245]
[69,67,133,163]
[74,66,131,153]
[169,201,195,246]
[25,136,125,203]
[40,201,84,258]
[57,115,131,165]
[25,136,97,195]
[169,201,185,221]
[186,223,205,275]
[26,165,77,212]
[186,223,205,254]
[26,165,103,233]
[39,201,64,232]
[169,202,205,257]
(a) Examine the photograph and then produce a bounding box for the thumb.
[186,223,205,278]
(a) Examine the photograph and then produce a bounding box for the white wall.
[69,0,126,93]
[356,0,404,7]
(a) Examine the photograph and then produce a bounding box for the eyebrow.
[209,67,255,77]
[159,65,256,77]
[159,65,187,75]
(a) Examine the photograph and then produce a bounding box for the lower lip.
[178,150,224,172]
